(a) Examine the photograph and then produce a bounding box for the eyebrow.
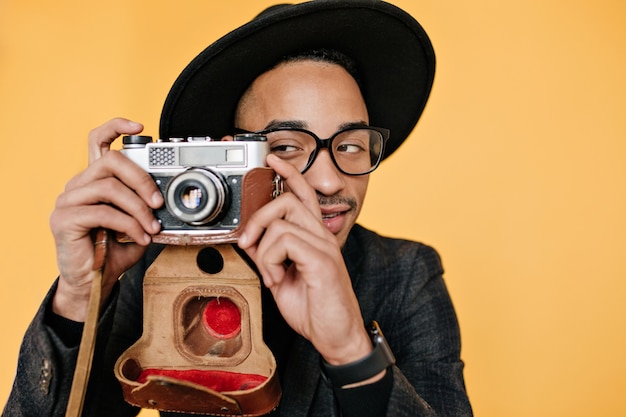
[264,119,308,130]
[263,119,369,131]
[338,120,370,130]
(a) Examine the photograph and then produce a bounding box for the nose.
[302,149,345,196]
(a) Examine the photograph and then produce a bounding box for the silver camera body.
[121,134,268,232]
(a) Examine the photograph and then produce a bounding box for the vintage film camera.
[114,134,282,415]
[121,133,271,234]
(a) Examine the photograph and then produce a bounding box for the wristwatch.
[321,321,396,388]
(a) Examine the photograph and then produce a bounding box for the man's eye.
[336,143,365,154]
[271,144,301,153]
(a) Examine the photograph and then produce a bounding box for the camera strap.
[65,229,108,417]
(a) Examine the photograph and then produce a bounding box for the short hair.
[277,48,362,90]
[235,48,362,127]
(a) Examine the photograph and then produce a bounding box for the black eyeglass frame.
[234,126,390,176]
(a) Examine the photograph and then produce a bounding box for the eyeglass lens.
[265,128,383,175]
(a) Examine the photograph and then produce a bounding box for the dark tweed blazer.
[3,224,472,416]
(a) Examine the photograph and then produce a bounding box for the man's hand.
[238,154,373,368]
[49,118,163,321]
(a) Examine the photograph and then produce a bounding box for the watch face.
[368,320,383,341]
[368,320,396,365]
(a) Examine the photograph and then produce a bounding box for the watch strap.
[321,321,396,388]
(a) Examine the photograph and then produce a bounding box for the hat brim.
[160,0,435,159]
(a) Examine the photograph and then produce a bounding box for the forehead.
[236,60,369,132]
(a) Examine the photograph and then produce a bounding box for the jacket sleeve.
[1,267,150,417]
[2,245,167,417]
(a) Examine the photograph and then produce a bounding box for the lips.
[321,211,342,220]
[317,195,357,236]
[320,207,350,234]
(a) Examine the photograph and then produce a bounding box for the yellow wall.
[1,1,625,416]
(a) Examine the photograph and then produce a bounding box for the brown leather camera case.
[114,244,281,416]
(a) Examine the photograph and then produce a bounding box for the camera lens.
[165,168,229,225]
[180,185,204,210]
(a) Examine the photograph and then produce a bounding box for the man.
[3,1,472,416]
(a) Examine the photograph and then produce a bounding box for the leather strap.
[65,229,108,417]
[321,321,396,388]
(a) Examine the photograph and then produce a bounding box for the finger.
[51,204,152,246]
[66,151,163,210]
[102,241,148,281]
[56,177,162,236]
[252,219,332,286]
[238,155,325,250]
[238,191,327,251]
[266,154,321,218]
[88,118,143,163]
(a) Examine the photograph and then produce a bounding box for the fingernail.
[152,219,162,233]
[128,120,142,128]
[238,232,248,247]
[152,191,164,207]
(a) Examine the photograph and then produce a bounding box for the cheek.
[350,176,370,208]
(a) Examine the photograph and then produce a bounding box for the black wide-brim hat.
[160,0,435,159]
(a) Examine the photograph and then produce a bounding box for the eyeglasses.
[235,126,389,175]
